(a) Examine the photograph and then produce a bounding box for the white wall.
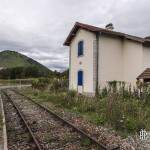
[69,29,150,94]
[143,46,150,70]
[123,40,143,86]
[98,36,144,88]
[69,29,96,93]
[98,34,123,87]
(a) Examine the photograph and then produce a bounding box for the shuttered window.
[78,41,84,56]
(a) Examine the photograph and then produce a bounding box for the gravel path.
[6,89,99,150]
[2,92,37,150]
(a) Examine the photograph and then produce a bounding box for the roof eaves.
[64,22,146,46]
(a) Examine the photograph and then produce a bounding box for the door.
[77,70,83,93]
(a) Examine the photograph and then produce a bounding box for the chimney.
[105,23,114,30]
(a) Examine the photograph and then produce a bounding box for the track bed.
[2,92,39,150]
[2,89,103,150]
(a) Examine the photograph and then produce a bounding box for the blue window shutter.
[78,41,83,56]
[78,71,83,85]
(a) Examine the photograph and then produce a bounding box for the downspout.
[95,32,100,96]
[69,48,71,90]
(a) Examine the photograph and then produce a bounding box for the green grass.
[81,138,91,146]
[21,87,150,137]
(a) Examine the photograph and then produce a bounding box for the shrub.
[67,90,77,98]
[49,78,68,93]
[32,78,49,91]
[125,118,137,132]
[50,79,61,92]
[108,80,117,92]
[100,87,108,98]
[91,115,106,125]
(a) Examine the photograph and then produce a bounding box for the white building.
[64,22,150,95]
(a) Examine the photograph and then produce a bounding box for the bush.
[49,78,68,92]
[100,87,108,98]
[67,90,77,98]
[32,78,49,91]
[125,118,137,132]
[91,114,105,125]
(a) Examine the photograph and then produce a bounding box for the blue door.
[78,71,83,86]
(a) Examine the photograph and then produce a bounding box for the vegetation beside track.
[0,114,2,131]
[21,78,150,137]
[0,93,3,131]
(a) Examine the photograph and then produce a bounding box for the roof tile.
[64,22,148,46]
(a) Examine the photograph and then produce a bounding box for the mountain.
[0,50,49,69]
[0,50,52,78]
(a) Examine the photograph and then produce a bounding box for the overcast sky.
[0,0,150,71]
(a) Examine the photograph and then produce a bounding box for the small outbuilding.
[137,68,150,83]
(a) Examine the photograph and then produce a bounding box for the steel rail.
[12,89,120,150]
[1,90,42,150]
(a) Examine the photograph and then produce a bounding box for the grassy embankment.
[21,78,150,137]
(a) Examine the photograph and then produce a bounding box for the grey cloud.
[0,0,150,71]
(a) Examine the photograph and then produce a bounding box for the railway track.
[1,90,41,150]
[1,89,119,150]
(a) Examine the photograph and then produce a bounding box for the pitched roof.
[137,68,150,79]
[64,22,150,46]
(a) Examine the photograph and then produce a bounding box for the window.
[78,41,84,56]
[78,70,83,86]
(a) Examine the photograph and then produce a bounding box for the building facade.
[64,22,150,95]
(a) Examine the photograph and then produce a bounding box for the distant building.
[0,67,3,70]
[64,22,150,95]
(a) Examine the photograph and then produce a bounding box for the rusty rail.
[12,89,120,150]
[1,90,42,150]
